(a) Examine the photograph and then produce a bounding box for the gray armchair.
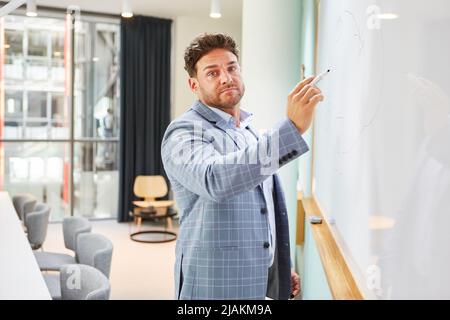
[25,203,50,250]
[43,233,113,299]
[34,217,91,271]
[60,264,110,300]
[76,233,114,278]
[12,194,37,221]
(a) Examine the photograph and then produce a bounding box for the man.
[161,33,323,300]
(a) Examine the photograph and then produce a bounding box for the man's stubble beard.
[202,84,246,110]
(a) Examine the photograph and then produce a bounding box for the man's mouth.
[220,87,238,94]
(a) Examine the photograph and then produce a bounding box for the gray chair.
[25,203,50,250]
[12,194,37,221]
[43,233,113,299]
[60,264,110,300]
[76,233,114,278]
[12,194,28,219]
[34,217,91,271]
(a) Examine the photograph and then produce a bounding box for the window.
[5,29,23,60]
[4,91,23,127]
[0,12,120,221]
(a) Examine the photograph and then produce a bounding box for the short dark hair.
[184,33,239,77]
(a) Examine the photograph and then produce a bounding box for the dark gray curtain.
[118,16,172,222]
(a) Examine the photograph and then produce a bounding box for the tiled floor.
[44,219,178,299]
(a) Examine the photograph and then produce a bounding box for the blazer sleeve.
[161,117,309,202]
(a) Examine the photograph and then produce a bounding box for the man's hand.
[290,269,301,299]
[287,76,324,134]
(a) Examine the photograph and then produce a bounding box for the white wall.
[241,0,302,261]
[172,16,242,119]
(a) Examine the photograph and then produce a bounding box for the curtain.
[118,15,172,222]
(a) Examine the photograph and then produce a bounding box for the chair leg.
[167,217,173,230]
[137,216,142,232]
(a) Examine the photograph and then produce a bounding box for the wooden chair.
[130,175,177,243]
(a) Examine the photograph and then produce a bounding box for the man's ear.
[188,77,199,93]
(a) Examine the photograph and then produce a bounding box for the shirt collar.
[208,106,254,128]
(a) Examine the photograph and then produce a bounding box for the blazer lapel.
[191,101,266,194]
[191,100,242,150]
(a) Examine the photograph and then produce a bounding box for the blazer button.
[282,156,288,162]
[260,208,267,214]
[263,242,270,249]
[292,150,298,156]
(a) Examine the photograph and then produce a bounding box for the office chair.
[34,216,92,271]
[25,203,50,250]
[13,194,37,233]
[43,233,113,300]
[60,264,110,300]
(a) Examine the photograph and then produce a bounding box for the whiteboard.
[314,0,450,299]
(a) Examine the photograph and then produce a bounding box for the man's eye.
[208,71,218,77]
[229,66,237,72]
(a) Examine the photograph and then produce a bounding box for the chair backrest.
[12,194,37,221]
[60,264,110,300]
[23,198,38,220]
[62,217,92,252]
[133,175,168,201]
[25,203,50,250]
[76,233,113,278]
[12,194,28,219]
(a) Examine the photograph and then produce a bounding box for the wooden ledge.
[301,197,364,300]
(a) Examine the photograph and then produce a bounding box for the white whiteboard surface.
[314,0,450,299]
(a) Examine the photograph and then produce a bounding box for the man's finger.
[291,287,300,298]
[300,87,321,104]
[293,83,314,102]
[307,94,324,106]
[289,76,315,96]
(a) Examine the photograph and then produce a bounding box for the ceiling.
[26,0,243,20]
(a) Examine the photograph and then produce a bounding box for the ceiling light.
[26,0,37,17]
[121,0,133,18]
[210,0,221,19]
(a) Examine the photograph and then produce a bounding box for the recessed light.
[122,0,133,18]
[210,0,221,19]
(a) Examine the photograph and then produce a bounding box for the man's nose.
[219,70,233,85]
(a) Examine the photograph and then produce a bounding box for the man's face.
[188,48,245,110]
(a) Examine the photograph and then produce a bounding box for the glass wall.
[0,12,120,221]
[1,142,69,220]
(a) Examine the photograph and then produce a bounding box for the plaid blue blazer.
[161,100,309,300]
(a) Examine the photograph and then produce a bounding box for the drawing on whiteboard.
[345,10,365,53]
[317,4,385,160]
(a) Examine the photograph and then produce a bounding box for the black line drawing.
[317,5,385,158]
